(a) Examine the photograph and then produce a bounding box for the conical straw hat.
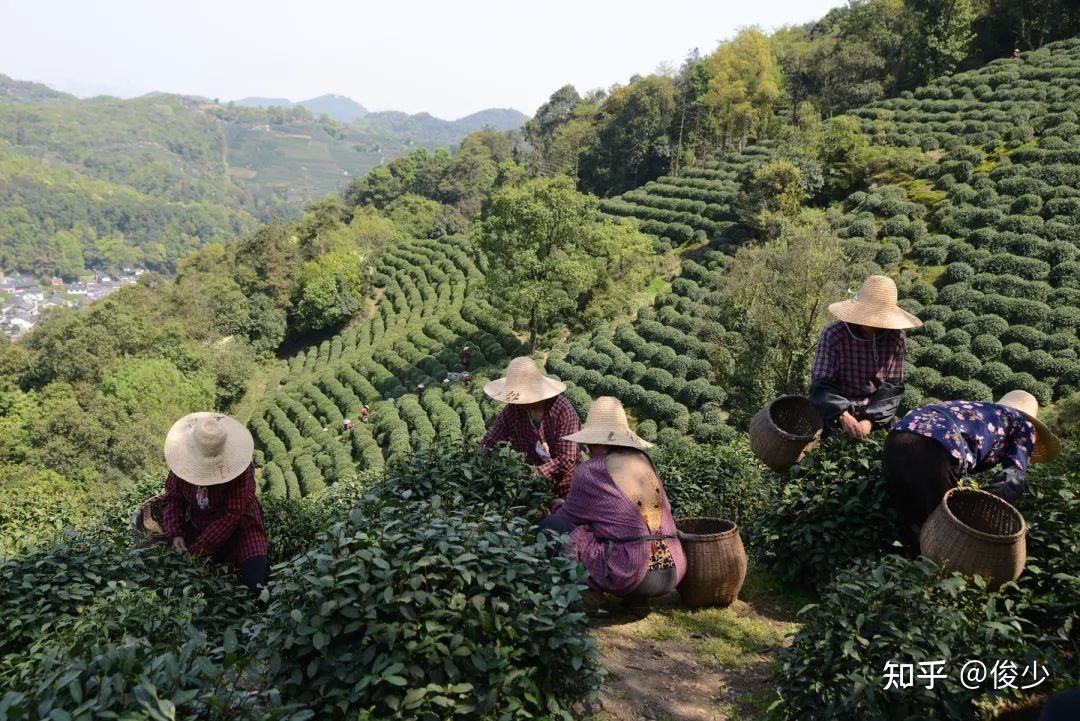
[164,412,254,486]
[562,396,653,450]
[484,356,567,404]
[828,275,923,330]
[996,390,1061,463]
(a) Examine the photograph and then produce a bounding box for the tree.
[718,222,864,421]
[703,28,781,151]
[739,159,807,237]
[292,251,367,333]
[904,0,978,85]
[476,177,655,351]
[819,115,870,196]
[524,85,583,148]
[578,75,677,196]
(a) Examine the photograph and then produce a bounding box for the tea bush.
[768,555,1034,721]
[768,452,1080,720]
[759,435,901,589]
[256,502,597,720]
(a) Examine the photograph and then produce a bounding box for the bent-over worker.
[883,390,1061,528]
[480,356,581,497]
[161,412,269,591]
[810,275,922,440]
[541,397,686,600]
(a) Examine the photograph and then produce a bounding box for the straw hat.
[484,356,566,404]
[164,412,254,486]
[997,390,1061,463]
[562,396,653,450]
[828,275,923,330]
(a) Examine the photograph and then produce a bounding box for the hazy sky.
[0,0,843,120]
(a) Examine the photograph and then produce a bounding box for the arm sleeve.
[984,466,1027,501]
[537,405,580,494]
[569,525,643,595]
[886,330,906,383]
[480,407,511,449]
[809,378,853,429]
[860,382,906,429]
[188,468,252,557]
[161,472,185,539]
[1003,424,1035,473]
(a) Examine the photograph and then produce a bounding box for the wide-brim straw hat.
[997,390,1061,463]
[484,356,566,404]
[828,275,923,330]
[562,396,653,450]
[164,412,254,486]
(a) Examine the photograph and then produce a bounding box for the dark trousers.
[882,430,961,529]
[239,555,269,592]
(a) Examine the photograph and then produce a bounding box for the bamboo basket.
[131,493,169,548]
[676,517,747,608]
[919,487,1027,590]
[749,395,823,473]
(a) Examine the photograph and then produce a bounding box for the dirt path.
[588,572,809,721]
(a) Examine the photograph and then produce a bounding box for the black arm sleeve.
[808,379,853,429]
[983,466,1027,502]
[859,382,906,429]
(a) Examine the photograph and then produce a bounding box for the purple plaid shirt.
[551,453,686,596]
[480,394,581,497]
[811,321,906,410]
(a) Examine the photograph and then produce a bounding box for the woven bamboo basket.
[131,493,169,548]
[920,487,1027,590]
[749,395,823,473]
[675,517,747,608]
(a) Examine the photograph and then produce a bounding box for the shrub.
[653,438,773,528]
[970,334,1003,361]
[768,556,1032,721]
[759,436,900,589]
[770,454,1080,721]
[255,505,598,719]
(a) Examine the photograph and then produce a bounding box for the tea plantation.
[2,37,1080,721]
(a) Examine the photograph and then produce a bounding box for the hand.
[839,412,867,440]
[171,536,188,552]
[858,419,873,437]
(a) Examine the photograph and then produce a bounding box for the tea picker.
[883,390,1060,529]
[809,275,922,441]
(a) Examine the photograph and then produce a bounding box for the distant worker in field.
[460,345,471,370]
[160,413,269,591]
[360,405,370,423]
[883,390,1060,529]
[481,356,581,496]
[809,275,922,440]
[343,417,354,431]
[540,397,686,601]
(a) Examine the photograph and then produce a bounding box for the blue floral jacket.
[893,401,1036,475]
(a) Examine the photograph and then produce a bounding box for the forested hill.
[0,74,526,278]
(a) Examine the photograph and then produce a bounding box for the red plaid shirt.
[481,394,581,497]
[811,321,906,409]
[162,464,268,565]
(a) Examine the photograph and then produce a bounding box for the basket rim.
[676,516,739,541]
[939,487,1027,543]
[763,395,823,443]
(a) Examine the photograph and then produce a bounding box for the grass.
[626,571,808,671]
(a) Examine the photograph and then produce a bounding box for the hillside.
[0,75,527,277]
[1,13,1078,721]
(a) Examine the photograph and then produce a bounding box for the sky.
[0,0,844,120]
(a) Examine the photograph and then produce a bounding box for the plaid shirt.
[811,321,905,410]
[162,463,268,565]
[551,453,685,595]
[480,394,581,496]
